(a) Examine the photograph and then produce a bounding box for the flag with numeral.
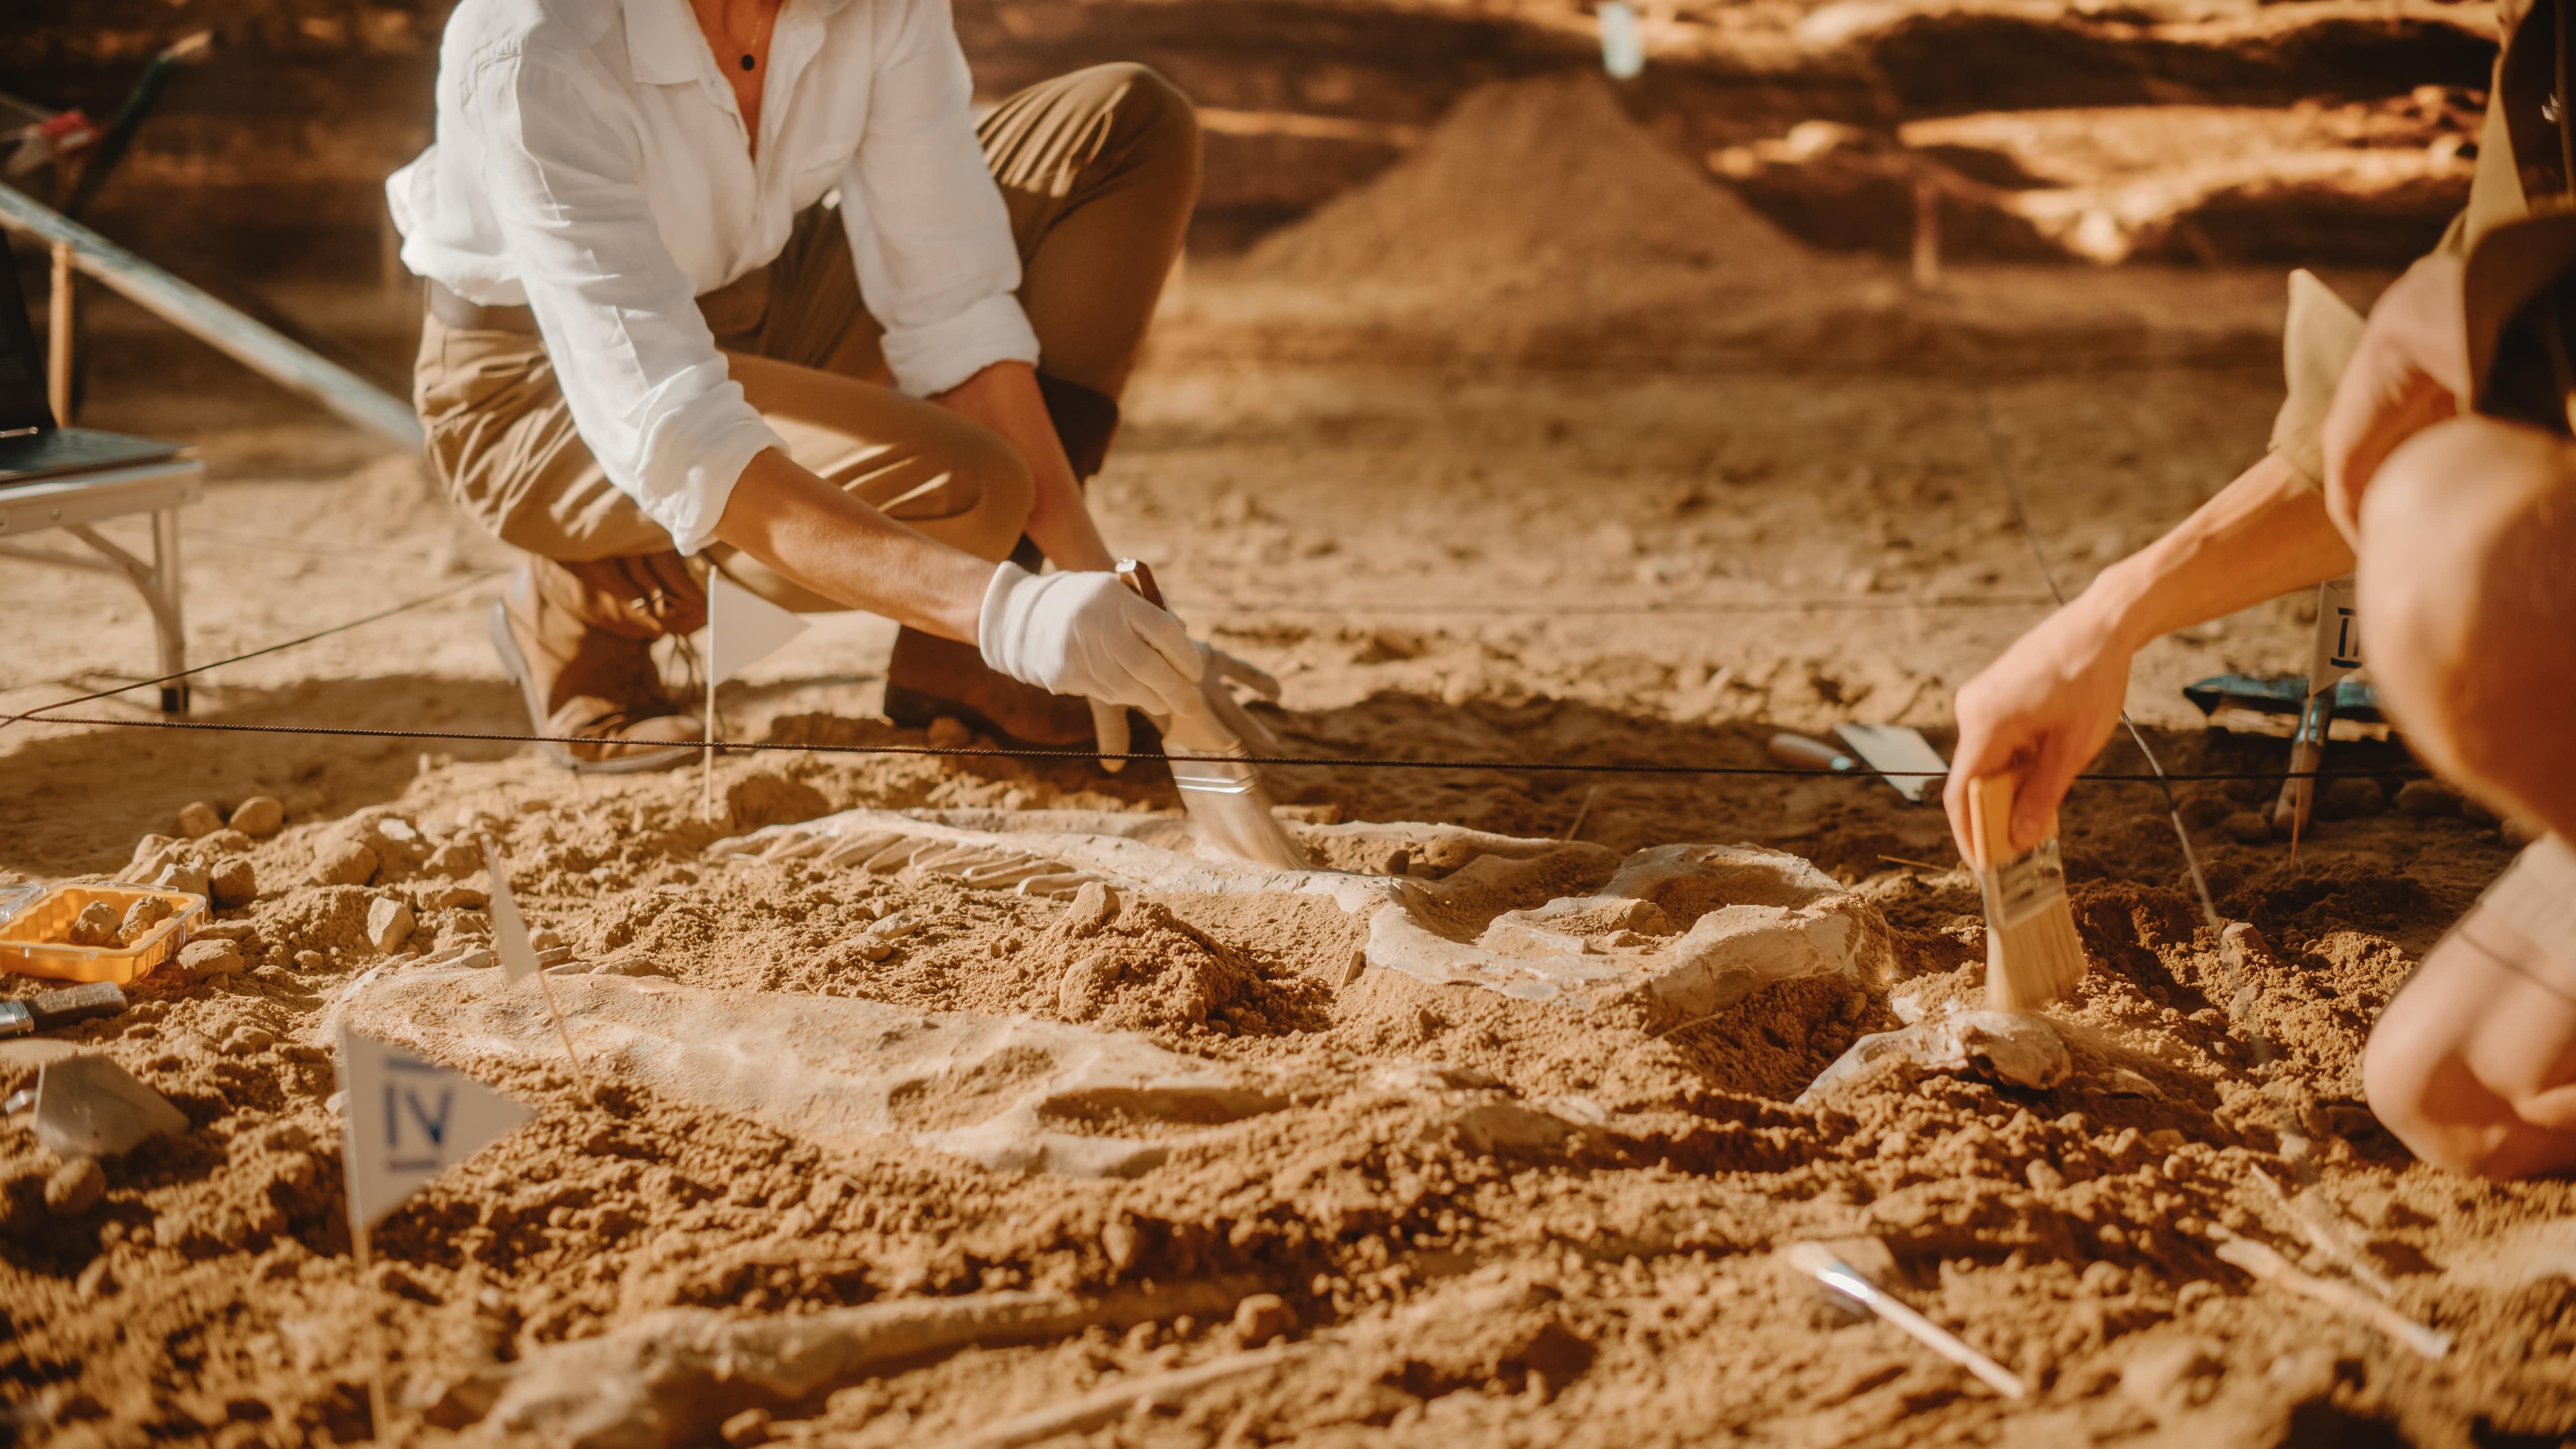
[335,1028,530,1229]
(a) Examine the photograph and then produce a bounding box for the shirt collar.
[622,0,706,85]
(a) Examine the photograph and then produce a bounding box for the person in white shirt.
[391,0,1253,771]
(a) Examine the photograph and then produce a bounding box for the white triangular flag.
[708,573,811,685]
[335,1028,530,1230]
[484,843,540,985]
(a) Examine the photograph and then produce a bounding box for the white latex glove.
[979,562,1204,722]
[1090,642,1285,772]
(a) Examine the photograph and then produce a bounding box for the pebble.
[313,841,379,888]
[2222,812,2272,845]
[366,897,416,954]
[2024,1159,2066,1192]
[2320,776,2385,818]
[1061,881,1119,937]
[2080,1261,2128,1296]
[925,716,973,751]
[150,862,211,898]
[2394,779,2458,818]
[177,940,246,981]
[66,902,123,948]
[424,841,481,877]
[227,796,286,838]
[719,1409,773,1448]
[129,833,179,867]
[176,801,224,839]
[209,858,259,908]
[43,1157,105,1215]
[1233,1293,1297,1345]
[117,897,173,945]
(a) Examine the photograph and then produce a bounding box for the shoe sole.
[488,599,700,776]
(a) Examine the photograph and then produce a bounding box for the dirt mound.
[1241,73,1813,304]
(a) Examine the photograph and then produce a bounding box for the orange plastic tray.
[0,883,204,985]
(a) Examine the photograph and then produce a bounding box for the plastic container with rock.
[0,881,205,985]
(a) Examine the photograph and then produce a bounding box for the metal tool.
[1833,722,1949,804]
[2183,673,2378,722]
[0,980,129,1038]
[1113,560,1307,869]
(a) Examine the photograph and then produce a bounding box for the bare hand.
[2321,255,2470,538]
[1944,602,2135,861]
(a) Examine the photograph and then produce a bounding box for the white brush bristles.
[1969,775,2089,1011]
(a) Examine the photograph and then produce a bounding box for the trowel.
[1832,723,1950,804]
[1115,561,1308,869]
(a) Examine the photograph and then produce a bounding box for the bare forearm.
[709,448,993,641]
[935,361,1117,573]
[2080,450,2356,653]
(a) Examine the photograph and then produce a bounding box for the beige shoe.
[491,553,706,774]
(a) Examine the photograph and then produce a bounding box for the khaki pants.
[413,64,1199,605]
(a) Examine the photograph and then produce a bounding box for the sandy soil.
[4,77,2570,1449]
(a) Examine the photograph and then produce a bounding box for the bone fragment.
[433,1280,1261,1449]
[960,1343,1307,1448]
[2212,1233,2449,1360]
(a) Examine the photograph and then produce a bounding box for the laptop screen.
[0,231,55,432]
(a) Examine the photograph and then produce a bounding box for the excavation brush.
[1115,560,1307,869]
[1967,774,2089,1011]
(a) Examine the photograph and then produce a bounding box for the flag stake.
[703,665,716,823]
[348,1218,394,1442]
[482,838,598,1099]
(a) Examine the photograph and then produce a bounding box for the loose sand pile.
[4,725,2571,1445]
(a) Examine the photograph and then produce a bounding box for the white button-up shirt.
[387,0,1038,554]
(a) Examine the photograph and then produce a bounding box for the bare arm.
[708,447,996,642]
[934,360,1117,573]
[1944,450,2356,857]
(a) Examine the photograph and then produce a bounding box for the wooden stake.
[702,667,716,823]
[348,1214,395,1442]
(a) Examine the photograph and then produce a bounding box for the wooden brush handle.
[1966,774,2057,870]
[1114,558,1166,610]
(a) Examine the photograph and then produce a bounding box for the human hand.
[1944,603,2137,861]
[1088,641,1283,771]
[2321,254,2469,538]
[977,563,1203,721]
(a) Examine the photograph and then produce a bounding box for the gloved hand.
[979,562,1205,728]
[1090,641,1284,771]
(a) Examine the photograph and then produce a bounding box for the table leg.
[152,507,187,714]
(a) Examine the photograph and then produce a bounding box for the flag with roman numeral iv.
[335,1027,530,1230]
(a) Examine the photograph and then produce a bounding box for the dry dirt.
[4,76,2571,1449]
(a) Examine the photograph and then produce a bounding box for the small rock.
[719,1408,773,1448]
[313,841,378,888]
[2025,1159,2066,1192]
[2222,811,2272,845]
[373,817,422,844]
[116,896,174,945]
[209,858,259,907]
[129,834,180,867]
[43,1157,105,1215]
[198,829,254,857]
[150,862,211,898]
[1799,1010,2070,1103]
[1233,1293,1297,1345]
[530,928,565,952]
[176,801,224,839]
[293,950,329,973]
[2145,1128,2186,1151]
[32,1055,189,1158]
[66,901,123,948]
[75,1256,117,1301]
[2320,777,2385,818]
[2218,921,2271,969]
[852,939,895,963]
[868,912,918,942]
[177,940,246,982]
[2080,1260,2128,1297]
[2394,779,2458,818]
[227,796,287,838]
[1060,881,1119,937]
[423,841,480,877]
[925,716,973,751]
[365,897,416,954]
[418,881,492,911]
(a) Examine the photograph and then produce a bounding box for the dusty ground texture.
[4,77,2572,1449]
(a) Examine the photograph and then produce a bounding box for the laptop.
[0,231,184,486]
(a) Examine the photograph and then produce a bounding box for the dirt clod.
[177,801,224,839]
[43,1156,104,1215]
[209,858,259,907]
[178,940,245,981]
[227,796,286,837]
[66,901,121,947]
[312,841,378,887]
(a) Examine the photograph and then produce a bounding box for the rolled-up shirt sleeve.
[841,0,1041,397]
[472,43,783,555]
